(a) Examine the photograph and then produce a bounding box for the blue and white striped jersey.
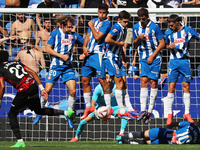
[47,28,84,66]
[133,20,164,61]
[92,82,118,107]
[104,22,126,60]
[175,121,200,144]
[87,18,111,54]
[165,25,200,59]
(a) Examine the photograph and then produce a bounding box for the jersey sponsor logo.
[95,27,99,33]
[174,38,186,44]
[145,34,149,40]
[113,29,118,33]
[97,22,102,28]
[62,39,72,45]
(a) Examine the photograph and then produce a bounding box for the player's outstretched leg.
[81,106,95,120]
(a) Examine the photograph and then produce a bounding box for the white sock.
[140,88,148,111]
[84,92,91,108]
[104,94,111,110]
[167,93,174,114]
[183,93,190,114]
[115,90,125,114]
[148,88,158,113]
[123,89,134,111]
[75,136,78,140]
[68,95,76,110]
[40,96,47,108]
[119,129,124,135]
[17,139,23,143]
[128,133,133,138]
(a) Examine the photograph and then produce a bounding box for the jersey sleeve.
[155,25,164,40]
[75,32,84,45]
[99,21,111,35]
[164,30,170,44]
[92,85,102,102]
[180,121,191,127]
[109,24,120,37]
[47,31,56,47]
[189,27,200,40]
[132,25,138,40]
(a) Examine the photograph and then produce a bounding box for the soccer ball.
[97,106,110,119]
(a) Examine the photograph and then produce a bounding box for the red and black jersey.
[0,61,34,92]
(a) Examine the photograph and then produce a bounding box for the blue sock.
[76,119,87,137]
[120,118,128,131]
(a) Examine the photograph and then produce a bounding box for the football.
[97,106,110,119]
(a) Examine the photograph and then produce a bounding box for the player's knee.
[69,89,76,97]
[82,77,90,86]
[8,110,18,119]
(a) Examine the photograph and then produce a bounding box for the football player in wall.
[0,51,74,148]
[69,73,139,142]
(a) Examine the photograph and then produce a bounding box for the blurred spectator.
[36,0,62,31]
[14,38,45,75]
[10,13,36,56]
[35,19,53,72]
[112,0,148,8]
[20,0,30,8]
[0,0,21,37]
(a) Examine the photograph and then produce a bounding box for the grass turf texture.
[1,141,200,150]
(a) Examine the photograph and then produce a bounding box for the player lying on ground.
[69,73,139,142]
[116,121,200,144]
[0,51,74,148]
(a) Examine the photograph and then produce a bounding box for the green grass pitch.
[1,141,200,150]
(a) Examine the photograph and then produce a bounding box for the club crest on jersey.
[69,35,73,39]
[147,29,150,34]
[48,75,51,80]
[62,39,72,45]
[183,32,187,37]
[116,69,120,74]
[113,29,118,33]
[111,94,114,98]
[97,22,102,28]
[174,38,186,44]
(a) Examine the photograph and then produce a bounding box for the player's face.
[98,9,108,21]
[138,15,149,27]
[62,21,73,34]
[119,19,129,28]
[17,13,25,22]
[168,21,179,32]
[106,74,112,86]
[44,20,51,30]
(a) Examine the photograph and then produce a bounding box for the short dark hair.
[118,10,131,20]
[137,7,149,18]
[54,16,76,26]
[27,38,36,47]
[98,3,109,11]
[168,14,180,23]
[0,50,9,64]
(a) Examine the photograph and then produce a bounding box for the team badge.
[48,75,51,80]
[116,69,120,75]
[69,35,73,39]
[147,29,150,34]
[183,32,187,37]
[113,29,118,33]
[111,94,114,98]
[97,22,102,28]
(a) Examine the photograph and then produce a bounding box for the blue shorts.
[88,105,120,118]
[149,128,173,144]
[139,58,161,80]
[168,59,192,83]
[104,58,126,77]
[81,53,105,79]
[46,64,75,83]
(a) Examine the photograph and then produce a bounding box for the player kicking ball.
[69,73,138,142]
[0,51,74,147]
[116,121,200,144]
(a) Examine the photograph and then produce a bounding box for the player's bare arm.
[105,33,125,47]
[147,38,165,65]
[83,32,90,56]
[88,20,105,41]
